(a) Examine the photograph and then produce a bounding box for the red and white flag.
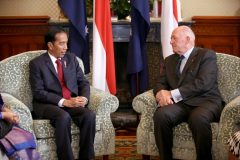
[92,0,116,95]
[161,0,181,58]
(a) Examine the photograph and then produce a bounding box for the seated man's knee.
[56,111,71,126]
[188,114,210,131]
[80,109,96,123]
[86,110,96,122]
[153,108,171,124]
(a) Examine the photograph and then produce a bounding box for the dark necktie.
[56,59,71,99]
[176,55,185,78]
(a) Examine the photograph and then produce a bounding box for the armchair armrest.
[1,93,34,134]
[88,87,119,113]
[216,96,240,159]
[132,90,158,131]
[218,96,240,143]
[133,90,157,114]
[87,87,119,154]
[88,87,119,131]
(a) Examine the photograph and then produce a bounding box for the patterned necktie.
[176,55,185,78]
[55,59,71,99]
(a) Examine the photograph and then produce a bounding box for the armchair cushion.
[217,53,240,104]
[0,50,45,110]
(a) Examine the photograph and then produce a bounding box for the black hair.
[44,26,67,45]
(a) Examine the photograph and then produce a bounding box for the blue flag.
[127,0,150,96]
[58,0,90,74]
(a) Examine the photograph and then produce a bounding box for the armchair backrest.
[217,53,240,104]
[0,50,85,111]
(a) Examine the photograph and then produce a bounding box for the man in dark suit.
[153,26,224,160]
[29,26,95,160]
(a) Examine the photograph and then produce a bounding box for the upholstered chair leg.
[103,155,109,160]
[142,155,150,160]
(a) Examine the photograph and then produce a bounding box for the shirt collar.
[48,52,59,64]
[182,47,194,60]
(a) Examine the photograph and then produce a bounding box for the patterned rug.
[95,136,159,160]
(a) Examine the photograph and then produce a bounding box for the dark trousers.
[33,103,96,160]
[153,102,223,160]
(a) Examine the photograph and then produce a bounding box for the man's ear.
[185,36,191,45]
[47,42,53,50]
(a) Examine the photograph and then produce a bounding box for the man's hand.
[63,96,88,108]
[2,105,20,124]
[75,96,88,107]
[2,111,19,124]
[155,90,173,107]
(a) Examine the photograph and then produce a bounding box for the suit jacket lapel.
[44,53,59,79]
[178,48,198,85]
[61,57,70,84]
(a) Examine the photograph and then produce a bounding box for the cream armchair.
[132,53,240,160]
[0,50,119,160]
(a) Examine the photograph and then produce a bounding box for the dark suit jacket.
[153,47,223,107]
[29,52,90,106]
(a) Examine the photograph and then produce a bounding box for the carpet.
[95,136,159,160]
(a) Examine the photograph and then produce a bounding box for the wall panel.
[0,16,50,60]
[192,16,240,57]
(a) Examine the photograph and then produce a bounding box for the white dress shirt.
[171,47,194,103]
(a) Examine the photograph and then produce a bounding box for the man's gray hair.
[180,25,195,41]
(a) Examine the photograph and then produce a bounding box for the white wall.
[181,0,240,20]
[0,0,239,21]
[0,0,60,20]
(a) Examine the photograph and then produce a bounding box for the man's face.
[170,29,187,55]
[48,32,68,58]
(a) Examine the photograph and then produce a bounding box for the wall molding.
[192,16,240,57]
[0,16,50,60]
